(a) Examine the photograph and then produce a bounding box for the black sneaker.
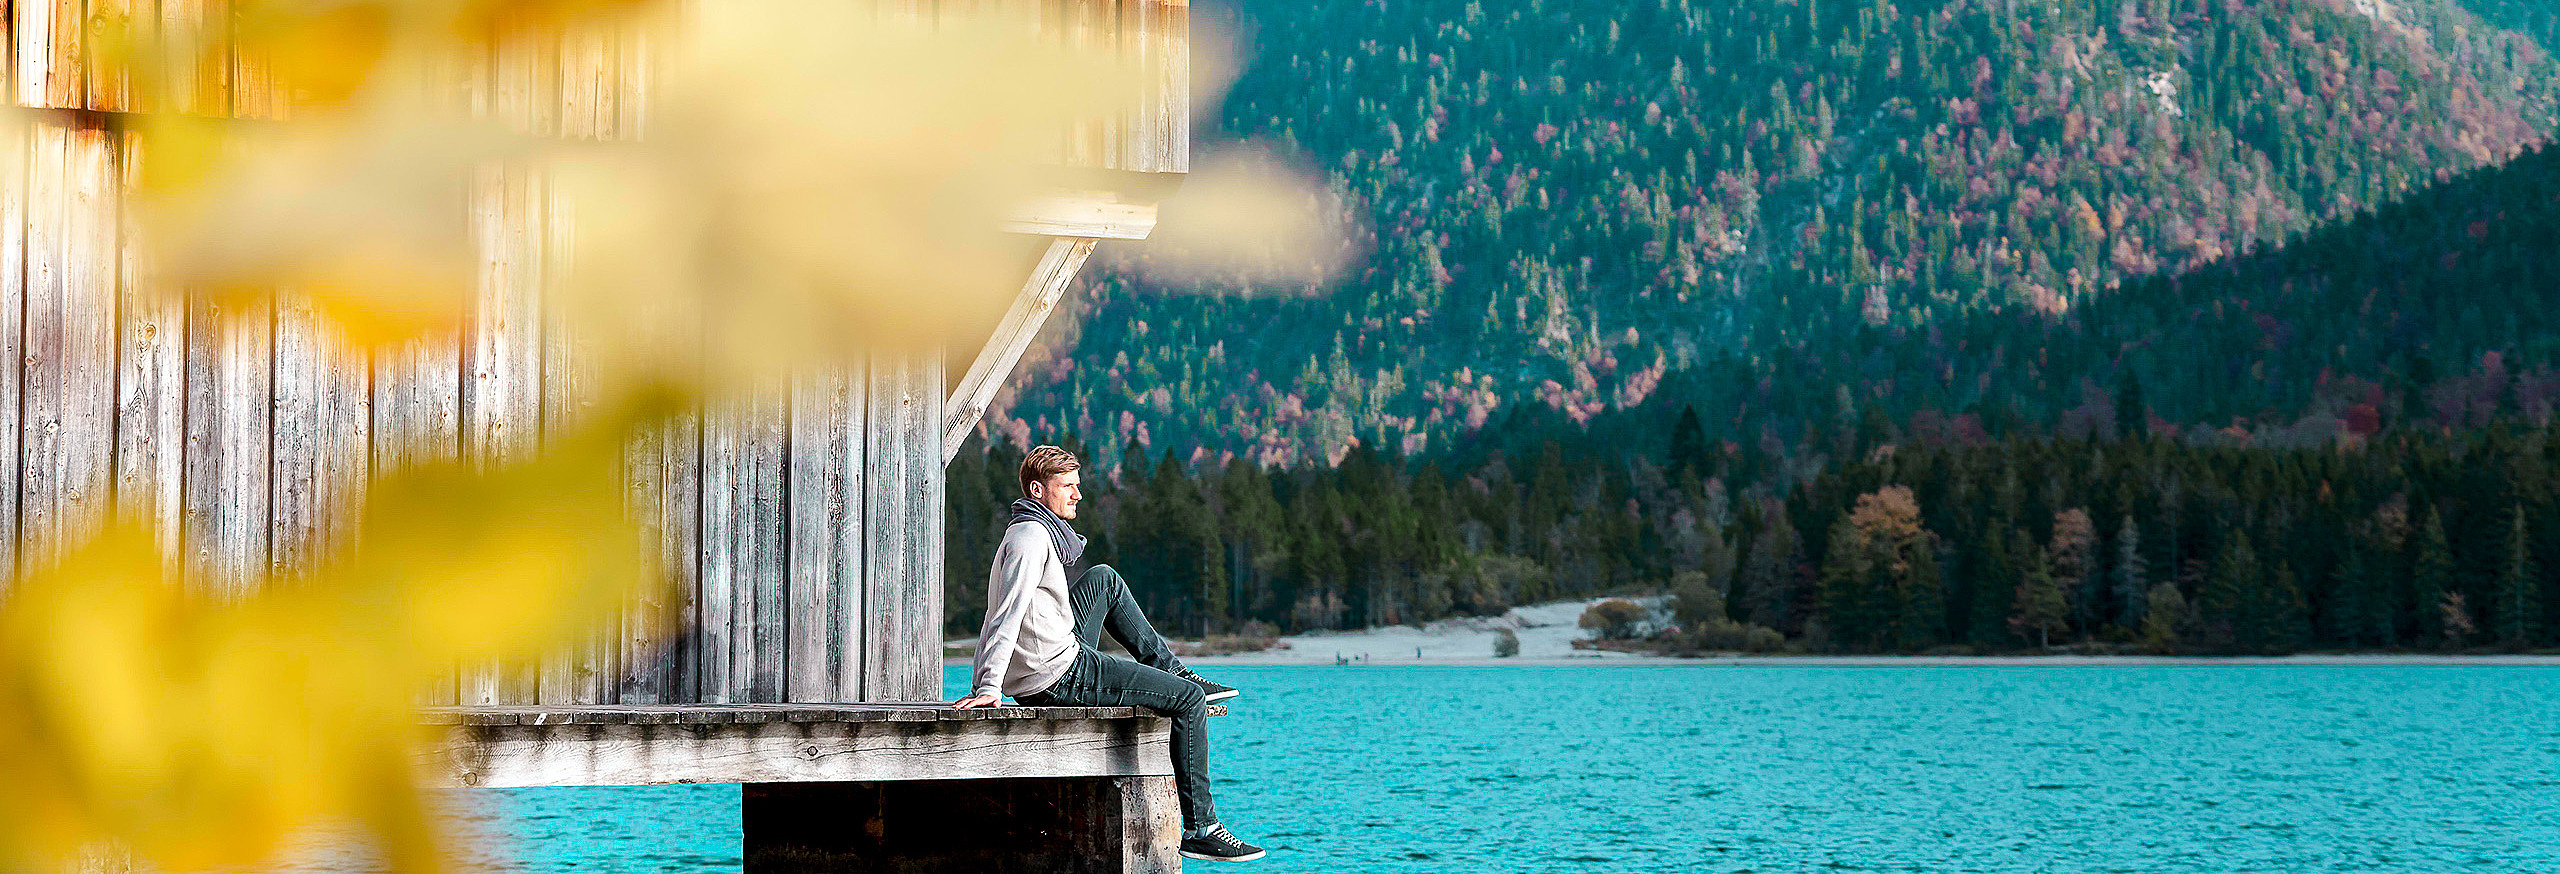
[1180,823,1265,862]
[1176,668,1239,703]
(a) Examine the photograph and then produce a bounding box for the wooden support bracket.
[943,237,1097,463]
[1001,189,1158,240]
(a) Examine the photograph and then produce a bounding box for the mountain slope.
[988,0,2560,469]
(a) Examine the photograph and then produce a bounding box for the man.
[954,445,1264,863]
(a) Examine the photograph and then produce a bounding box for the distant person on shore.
[955,445,1262,863]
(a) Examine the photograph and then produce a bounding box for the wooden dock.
[425,704,1224,873]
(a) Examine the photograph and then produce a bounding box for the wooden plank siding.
[21,118,117,575]
[0,117,972,704]
[0,0,1183,705]
[3,0,1189,177]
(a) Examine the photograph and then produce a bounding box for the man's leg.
[1026,647,1218,829]
[1069,564,1184,673]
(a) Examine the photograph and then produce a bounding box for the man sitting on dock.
[954,445,1264,863]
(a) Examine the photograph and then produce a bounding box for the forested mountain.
[946,142,2560,652]
[987,0,2560,471]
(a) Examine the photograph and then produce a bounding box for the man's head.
[1019,445,1083,520]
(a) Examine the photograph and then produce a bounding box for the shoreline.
[944,653,2560,667]
[942,597,2560,670]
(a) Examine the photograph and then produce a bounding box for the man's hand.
[953,692,1002,709]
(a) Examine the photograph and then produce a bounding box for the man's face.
[1032,469,1082,520]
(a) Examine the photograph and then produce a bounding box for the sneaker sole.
[1181,849,1266,862]
[1202,689,1239,703]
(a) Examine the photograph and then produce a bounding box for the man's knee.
[1075,563,1126,596]
[1169,682,1206,716]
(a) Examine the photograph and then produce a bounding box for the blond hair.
[1019,445,1081,495]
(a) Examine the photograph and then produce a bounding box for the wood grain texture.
[945,237,1093,463]
[84,0,137,111]
[42,0,76,108]
[1000,193,1155,239]
[861,348,945,701]
[21,120,117,573]
[1141,0,1188,174]
[9,0,77,107]
[0,110,24,586]
[269,297,370,578]
[785,370,861,702]
[111,130,183,563]
[1118,775,1180,874]
[863,350,917,701]
[620,412,700,704]
[462,165,544,703]
[906,350,945,700]
[696,404,738,703]
[841,369,871,704]
[167,0,230,116]
[269,298,325,573]
[427,715,1176,788]
[181,288,269,597]
[738,389,788,702]
[697,388,791,702]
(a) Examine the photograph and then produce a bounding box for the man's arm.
[959,524,1047,707]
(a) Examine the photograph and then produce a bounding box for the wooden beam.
[425,712,1179,788]
[1001,191,1155,240]
[942,237,1094,464]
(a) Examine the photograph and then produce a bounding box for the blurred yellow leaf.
[130,106,526,347]
[0,394,670,873]
[556,0,1132,386]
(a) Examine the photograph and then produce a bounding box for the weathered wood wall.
[3,0,1190,705]
[0,109,950,703]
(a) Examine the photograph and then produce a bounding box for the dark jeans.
[1015,564,1216,828]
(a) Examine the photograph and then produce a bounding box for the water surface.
[459,665,2559,872]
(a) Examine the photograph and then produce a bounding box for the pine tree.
[2049,508,2097,637]
[1817,517,1878,650]
[2414,509,2454,646]
[2009,543,2066,648]
[2113,513,2148,631]
[1970,526,2018,647]
[1740,509,1802,631]
[1670,405,1711,479]
[2496,504,2541,649]
[2254,565,2309,653]
[2141,581,2187,653]
[2115,372,2147,440]
[2200,532,2260,651]
[1899,538,1947,650]
[2324,543,2375,646]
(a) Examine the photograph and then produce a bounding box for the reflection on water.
[426,665,2555,873]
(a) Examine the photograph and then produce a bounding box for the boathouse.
[3,0,1197,870]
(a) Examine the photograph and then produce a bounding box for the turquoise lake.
[457,665,2560,872]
